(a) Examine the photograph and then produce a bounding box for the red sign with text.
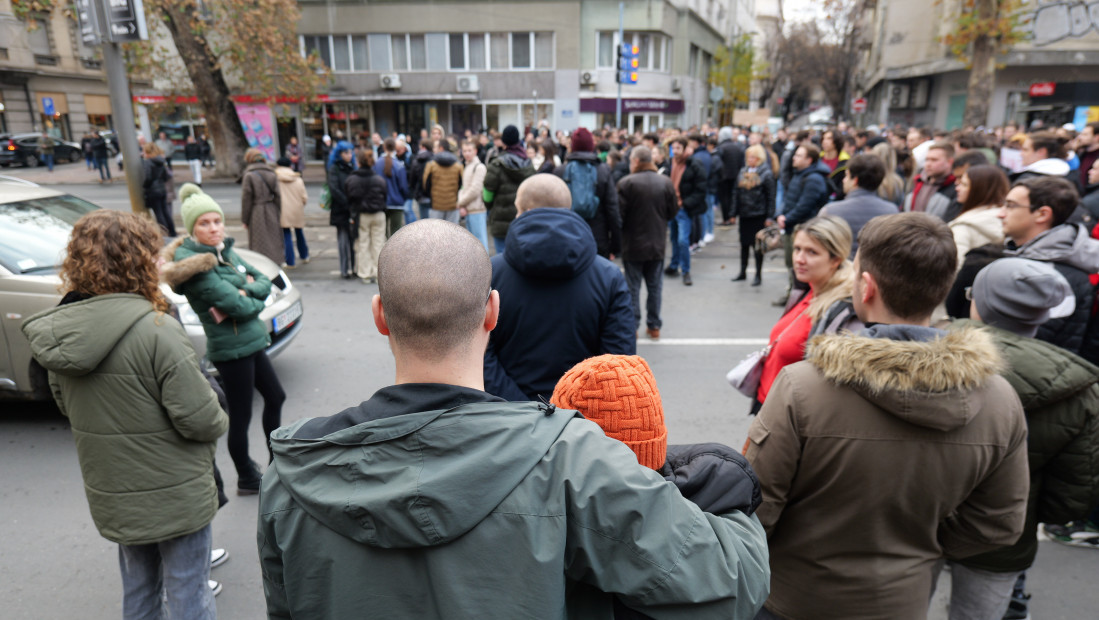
[1029,82,1056,97]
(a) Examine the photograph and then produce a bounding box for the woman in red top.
[752,215,861,413]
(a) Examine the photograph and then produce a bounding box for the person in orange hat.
[552,354,764,619]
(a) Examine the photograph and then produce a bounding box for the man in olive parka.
[257,220,771,619]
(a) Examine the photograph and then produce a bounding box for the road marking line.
[638,338,768,346]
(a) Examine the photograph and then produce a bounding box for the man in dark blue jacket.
[774,142,831,305]
[485,174,635,401]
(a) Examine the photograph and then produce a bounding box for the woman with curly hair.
[162,183,286,494]
[22,210,228,619]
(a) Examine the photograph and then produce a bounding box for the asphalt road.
[2,183,1097,618]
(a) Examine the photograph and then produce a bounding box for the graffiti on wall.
[1030,1,1099,45]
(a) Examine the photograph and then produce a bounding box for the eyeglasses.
[1001,200,1031,210]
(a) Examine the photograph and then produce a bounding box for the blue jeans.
[403,199,417,223]
[668,209,691,273]
[95,156,112,180]
[418,200,431,221]
[85,153,95,169]
[704,194,717,236]
[776,181,785,214]
[118,524,215,620]
[43,153,54,171]
[282,228,309,265]
[493,236,507,255]
[465,211,490,253]
[429,208,461,223]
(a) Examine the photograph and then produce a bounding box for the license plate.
[272,301,302,334]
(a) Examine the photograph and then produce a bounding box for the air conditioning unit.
[672,78,682,92]
[889,83,910,109]
[456,75,480,93]
[580,71,597,86]
[380,74,402,89]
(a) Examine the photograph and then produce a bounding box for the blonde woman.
[871,142,906,207]
[731,144,776,285]
[752,215,862,413]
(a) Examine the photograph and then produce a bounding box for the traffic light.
[616,43,639,85]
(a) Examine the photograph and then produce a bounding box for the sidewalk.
[0,158,329,186]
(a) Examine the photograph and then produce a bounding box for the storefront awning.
[85,94,112,116]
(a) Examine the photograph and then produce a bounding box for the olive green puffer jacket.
[164,236,272,363]
[950,319,1099,572]
[22,294,229,545]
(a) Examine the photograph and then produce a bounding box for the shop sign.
[1029,82,1056,97]
[579,98,685,114]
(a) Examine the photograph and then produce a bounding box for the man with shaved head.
[485,174,636,401]
[257,219,772,619]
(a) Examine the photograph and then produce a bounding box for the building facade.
[856,0,1099,130]
[0,1,117,140]
[294,0,727,144]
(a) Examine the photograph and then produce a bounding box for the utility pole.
[616,2,624,130]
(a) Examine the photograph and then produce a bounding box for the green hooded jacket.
[165,236,272,363]
[483,151,535,240]
[258,389,770,619]
[21,294,229,545]
[950,319,1099,572]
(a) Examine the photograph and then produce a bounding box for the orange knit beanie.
[551,354,667,470]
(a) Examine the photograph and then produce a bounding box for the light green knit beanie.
[179,183,224,235]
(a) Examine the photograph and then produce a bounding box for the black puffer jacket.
[663,157,708,217]
[327,159,354,227]
[716,139,745,182]
[554,152,622,258]
[346,166,388,216]
[142,156,169,199]
[409,149,434,202]
[731,166,776,219]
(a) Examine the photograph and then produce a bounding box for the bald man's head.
[515,174,572,215]
[377,220,491,359]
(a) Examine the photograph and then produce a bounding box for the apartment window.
[597,32,614,68]
[534,32,553,68]
[352,36,369,71]
[511,32,531,69]
[637,33,650,69]
[688,44,699,78]
[302,35,330,68]
[449,34,465,70]
[468,33,486,70]
[332,35,351,71]
[28,20,51,55]
[368,34,391,71]
[391,35,407,70]
[489,33,508,69]
[425,33,447,71]
[409,34,427,70]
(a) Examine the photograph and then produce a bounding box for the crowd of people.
[18,115,1099,620]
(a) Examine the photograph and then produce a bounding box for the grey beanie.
[972,258,1072,337]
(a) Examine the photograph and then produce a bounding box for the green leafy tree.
[940,0,1029,127]
[709,34,758,126]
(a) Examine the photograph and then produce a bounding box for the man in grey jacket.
[258,219,771,619]
[821,153,899,257]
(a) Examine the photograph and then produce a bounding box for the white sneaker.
[211,548,229,568]
[209,580,223,597]
[703,232,715,244]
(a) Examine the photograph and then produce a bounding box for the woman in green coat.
[164,183,286,494]
[22,210,228,619]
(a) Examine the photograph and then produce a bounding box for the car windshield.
[0,194,99,274]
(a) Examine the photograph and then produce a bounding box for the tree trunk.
[159,1,250,179]
[962,0,997,128]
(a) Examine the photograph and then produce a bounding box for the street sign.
[42,97,55,117]
[106,0,149,43]
[709,86,725,103]
[75,0,102,46]
[852,97,867,113]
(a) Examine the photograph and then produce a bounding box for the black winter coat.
[327,159,354,227]
[716,140,745,182]
[409,150,434,201]
[663,157,709,217]
[485,208,635,402]
[553,152,622,258]
[346,166,388,216]
[731,166,776,219]
[142,157,169,199]
[616,169,678,262]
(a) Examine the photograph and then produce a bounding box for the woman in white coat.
[949,164,1009,267]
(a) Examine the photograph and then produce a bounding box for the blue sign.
[42,97,55,117]
[562,110,574,118]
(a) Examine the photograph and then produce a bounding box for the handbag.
[755,224,783,255]
[726,344,772,398]
[319,182,331,210]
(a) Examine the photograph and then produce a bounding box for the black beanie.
[502,125,520,146]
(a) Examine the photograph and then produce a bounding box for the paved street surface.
[2,171,1096,618]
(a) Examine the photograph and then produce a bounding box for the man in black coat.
[663,138,708,286]
[618,146,679,340]
[553,128,622,259]
[716,126,745,225]
[485,174,635,401]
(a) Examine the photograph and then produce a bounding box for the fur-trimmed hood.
[806,326,1005,431]
[160,236,218,292]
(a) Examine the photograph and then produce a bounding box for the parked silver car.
[0,178,303,401]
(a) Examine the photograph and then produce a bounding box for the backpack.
[563,160,600,220]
